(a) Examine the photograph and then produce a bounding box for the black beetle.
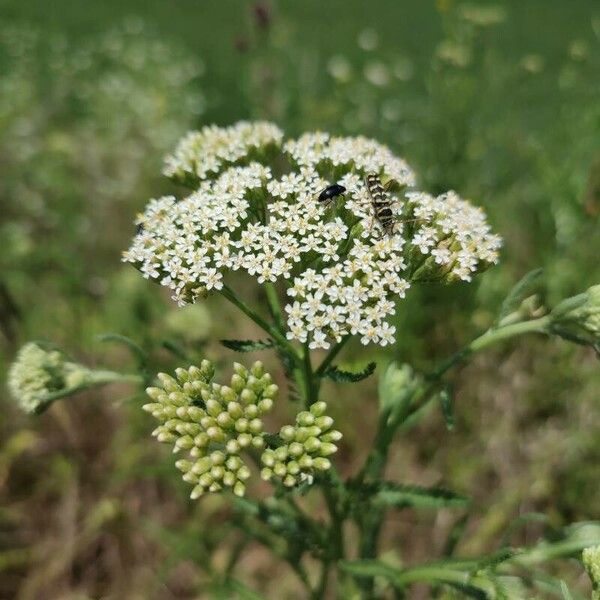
[317,183,346,207]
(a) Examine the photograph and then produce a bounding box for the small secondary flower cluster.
[261,401,341,487]
[8,343,94,414]
[143,360,277,498]
[163,121,283,181]
[124,122,501,348]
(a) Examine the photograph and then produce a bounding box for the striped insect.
[364,172,397,236]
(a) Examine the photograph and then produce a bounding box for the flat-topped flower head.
[124,121,501,349]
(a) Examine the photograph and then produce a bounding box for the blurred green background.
[0,0,598,598]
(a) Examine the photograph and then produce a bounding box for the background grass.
[0,0,598,598]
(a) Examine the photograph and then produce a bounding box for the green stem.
[353,315,553,577]
[219,284,300,361]
[315,335,351,377]
[301,344,318,406]
[36,370,143,413]
[264,281,284,328]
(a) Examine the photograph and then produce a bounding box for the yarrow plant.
[10,122,600,599]
[123,121,501,350]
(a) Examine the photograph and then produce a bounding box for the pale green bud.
[240,389,257,404]
[216,412,234,428]
[175,435,194,450]
[274,462,287,477]
[260,373,273,386]
[235,418,249,433]
[280,425,296,441]
[194,432,209,448]
[210,465,225,480]
[175,459,193,473]
[283,474,297,487]
[226,439,240,454]
[245,375,260,391]
[187,406,205,421]
[261,467,273,480]
[248,418,263,434]
[175,368,189,382]
[237,433,253,447]
[200,359,213,377]
[182,472,199,484]
[310,401,327,417]
[322,430,342,443]
[315,415,334,431]
[200,416,215,429]
[583,545,600,598]
[210,451,225,465]
[304,437,321,453]
[190,485,204,500]
[251,361,264,378]
[237,465,251,481]
[263,384,279,399]
[188,365,203,380]
[223,471,236,487]
[287,460,300,475]
[143,402,161,414]
[206,426,224,441]
[288,442,304,457]
[198,473,214,488]
[233,482,245,497]
[313,457,331,471]
[319,442,338,456]
[230,374,245,392]
[227,401,244,419]
[252,436,264,449]
[551,284,600,345]
[205,398,222,417]
[192,457,212,474]
[244,404,259,418]
[146,387,164,402]
[298,454,313,469]
[233,362,247,377]
[157,431,176,443]
[274,447,288,462]
[157,373,180,394]
[258,398,273,413]
[262,451,275,467]
[379,362,419,414]
[220,385,236,403]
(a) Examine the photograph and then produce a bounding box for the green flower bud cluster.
[143,360,277,498]
[583,545,600,600]
[551,284,600,345]
[260,401,341,487]
[8,342,95,414]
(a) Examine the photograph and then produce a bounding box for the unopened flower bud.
[582,545,600,598]
[551,284,600,346]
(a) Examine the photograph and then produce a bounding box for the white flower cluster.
[284,132,415,188]
[163,121,283,181]
[405,190,503,282]
[124,122,501,349]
